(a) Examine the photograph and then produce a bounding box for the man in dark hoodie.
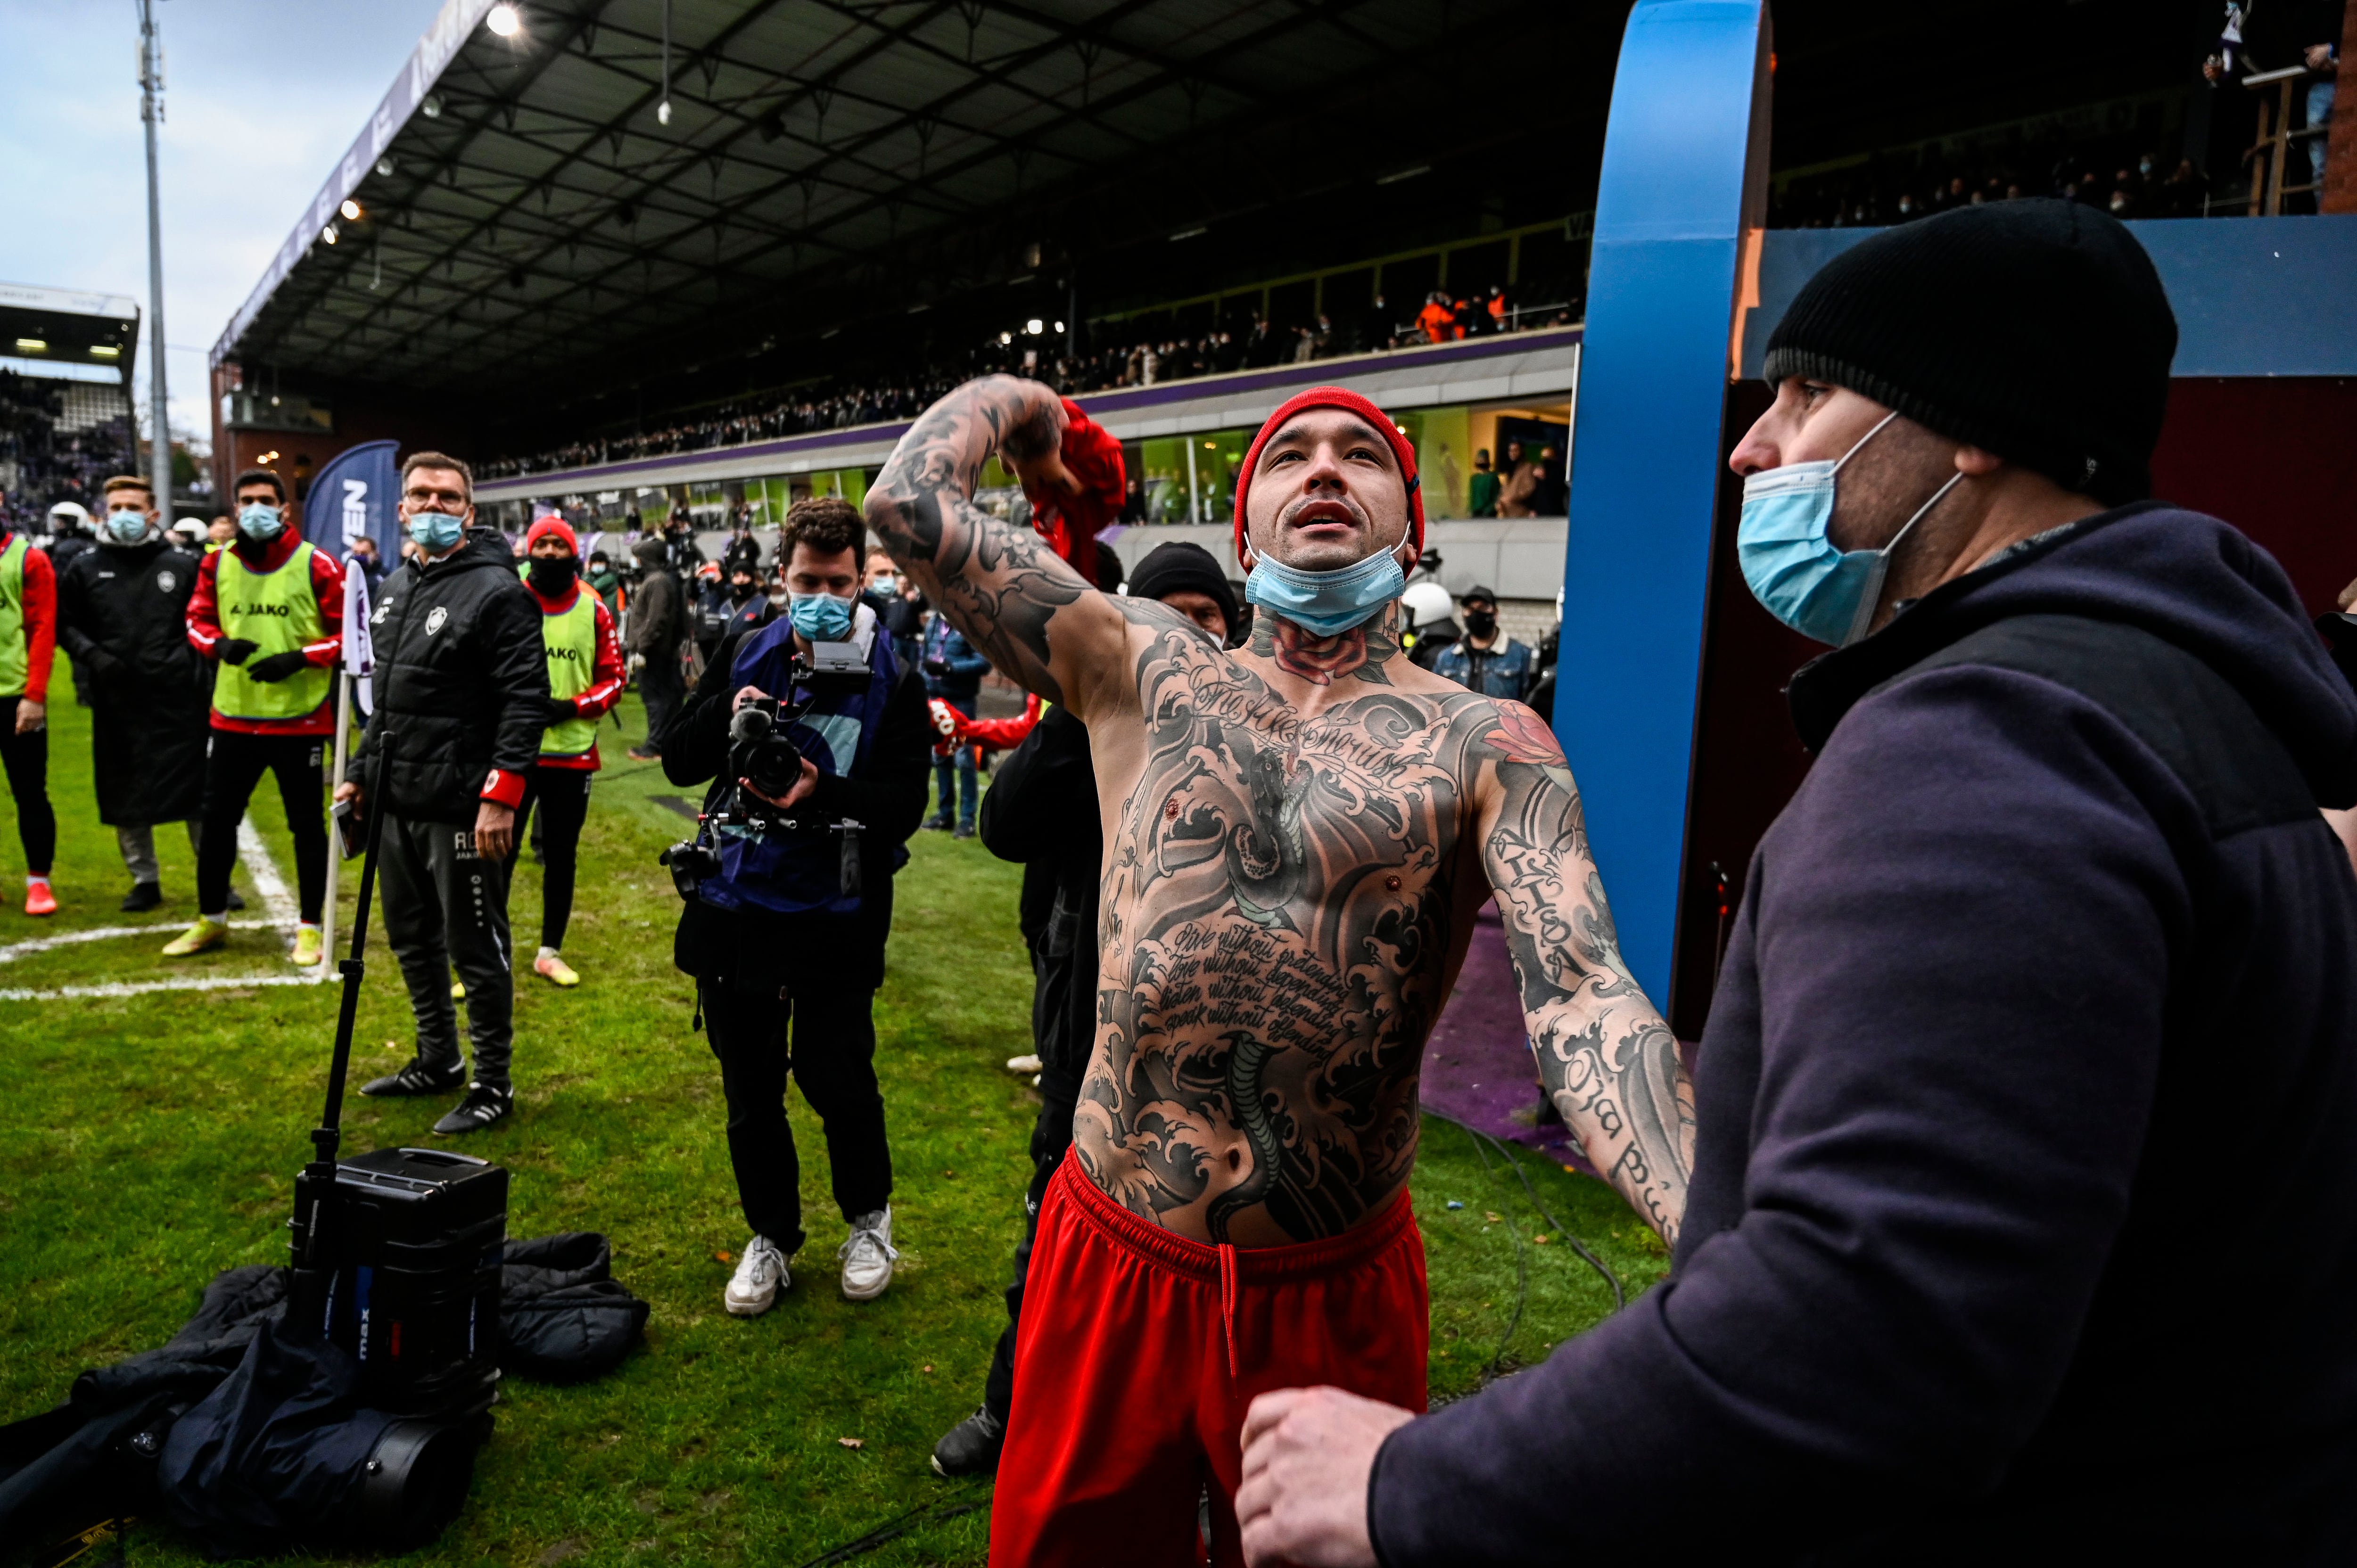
[626,534,687,761]
[1239,201,2357,1561]
[338,453,550,1136]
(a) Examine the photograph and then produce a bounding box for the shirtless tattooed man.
[864,380,1691,1567]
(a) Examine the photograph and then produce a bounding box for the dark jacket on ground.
[664,618,931,993]
[55,538,209,823]
[979,703,1101,1099]
[1373,502,2357,1563]
[347,529,548,821]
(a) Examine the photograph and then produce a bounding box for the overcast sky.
[0,0,447,445]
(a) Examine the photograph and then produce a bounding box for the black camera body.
[728,698,803,803]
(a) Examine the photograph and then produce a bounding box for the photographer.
[340,453,549,1137]
[661,497,929,1314]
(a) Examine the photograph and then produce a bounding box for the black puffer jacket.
[348,529,547,822]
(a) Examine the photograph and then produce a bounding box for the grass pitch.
[0,659,1667,1566]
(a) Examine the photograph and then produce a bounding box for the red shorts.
[988,1153,1428,1568]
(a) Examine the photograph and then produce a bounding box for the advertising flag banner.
[303,439,400,559]
[343,566,375,717]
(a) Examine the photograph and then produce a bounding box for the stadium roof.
[1,281,140,384]
[213,0,1583,396]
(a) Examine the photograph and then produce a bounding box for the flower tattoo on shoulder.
[1485,700,1564,764]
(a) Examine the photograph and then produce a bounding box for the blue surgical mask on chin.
[1244,543,1409,639]
[1736,412,1963,646]
[407,510,464,552]
[105,508,151,545]
[237,501,284,542]
[789,591,855,642]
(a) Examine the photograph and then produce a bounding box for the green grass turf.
[0,656,1668,1566]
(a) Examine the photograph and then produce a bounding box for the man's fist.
[246,650,311,683]
[217,638,259,665]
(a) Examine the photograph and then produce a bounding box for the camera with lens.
[729,697,805,808]
[659,837,721,898]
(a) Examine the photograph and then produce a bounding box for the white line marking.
[237,814,299,929]
[0,973,326,1002]
[0,920,287,966]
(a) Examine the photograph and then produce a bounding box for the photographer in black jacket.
[338,453,551,1136]
[663,497,929,1314]
[931,540,1237,1477]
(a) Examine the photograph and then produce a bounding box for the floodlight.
[486,4,522,37]
[1025,318,1043,335]
[322,224,339,245]
[340,199,363,221]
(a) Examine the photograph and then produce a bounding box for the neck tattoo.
[1252,607,1401,688]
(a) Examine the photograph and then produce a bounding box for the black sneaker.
[931,1405,1005,1478]
[921,814,951,832]
[120,882,163,913]
[360,1058,468,1098]
[952,823,976,840]
[433,1084,513,1135]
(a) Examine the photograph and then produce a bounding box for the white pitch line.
[0,973,326,1002]
[236,814,300,930]
[0,919,286,967]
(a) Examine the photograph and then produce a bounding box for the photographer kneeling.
[661,497,931,1313]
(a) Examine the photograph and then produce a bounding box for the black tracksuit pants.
[638,657,684,753]
[380,814,514,1091]
[0,698,54,875]
[509,767,590,950]
[700,977,892,1256]
[197,730,328,922]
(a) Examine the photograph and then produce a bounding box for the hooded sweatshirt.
[1372,502,2357,1563]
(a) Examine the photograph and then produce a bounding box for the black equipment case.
[293,1148,506,1416]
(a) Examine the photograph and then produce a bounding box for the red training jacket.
[0,534,57,706]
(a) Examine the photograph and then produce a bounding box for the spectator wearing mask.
[720,518,762,580]
[695,560,758,667]
[343,453,549,1136]
[0,504,58,915]
[662,497,931,1314]
[1244,199,2357,1568]
[932,540,1239,1478]
[1430,586,1538,700]
[625,534,688,760]
[1467,449,1500,518]
[344,534,386,600]
[584,550,623,619]
[511,517,625,990]
[1415,292,1456,345]
[920,606,989,837]
[55,475,209,911]
[168,468,341,964]
[1358,292,1396,354]
[866,550,925,675]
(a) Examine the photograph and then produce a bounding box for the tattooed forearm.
[863,376,1124,714]
[1477,702,1693,1246]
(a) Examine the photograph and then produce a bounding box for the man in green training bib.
[169,468,343,964]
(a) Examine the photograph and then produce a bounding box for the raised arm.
[863,376,1130,718]
[1473,700,1692,1246]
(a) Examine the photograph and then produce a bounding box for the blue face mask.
[789,591,855,642]
[105,508,151,545]
[1736,413,1961,646]
[407,509,464,552]
[1243,544,1408,639]
[237,501,284,542]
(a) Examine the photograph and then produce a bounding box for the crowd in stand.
[478,276,1580,481]
[1771,144,2219,230]
[0,370,137,524]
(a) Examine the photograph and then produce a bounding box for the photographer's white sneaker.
[724,1235,789,1317]
[839,1207,898,1301]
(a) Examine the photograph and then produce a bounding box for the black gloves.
[922,656,951,678]
[79,648,125,683]
[542,697,580,725]
[217,638,259,665]
[247,650,312,683]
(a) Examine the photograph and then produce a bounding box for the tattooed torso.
[1080,614,1527,1244]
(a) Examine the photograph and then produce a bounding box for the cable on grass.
[1460,1121,1530,1380]
[791,1485,991,1567]
[1474,1126,1624,1313]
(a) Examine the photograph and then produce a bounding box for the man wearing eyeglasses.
[337,452,551,1137]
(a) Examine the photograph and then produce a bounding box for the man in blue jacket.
[919,606,989,837]
[1238,201,2357,1561]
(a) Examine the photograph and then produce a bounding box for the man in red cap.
[513,516,626,988]
[866,377,1690,1566]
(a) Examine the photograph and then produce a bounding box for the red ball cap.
[1231,386,1423,560]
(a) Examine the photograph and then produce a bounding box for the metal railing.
[2215,64,2334,215]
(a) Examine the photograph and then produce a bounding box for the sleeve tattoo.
[862,376,1124,714]
[1478,700,1694,1246]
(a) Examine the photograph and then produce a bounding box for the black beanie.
[1762,200,2177,507]
[1127,541,1240,632]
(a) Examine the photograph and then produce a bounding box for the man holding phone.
[338,453,550,1136]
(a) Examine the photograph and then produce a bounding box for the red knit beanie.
[1231,387,1423,559]
[524,515,579,556]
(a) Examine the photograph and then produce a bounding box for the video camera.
[659,640,873,901]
